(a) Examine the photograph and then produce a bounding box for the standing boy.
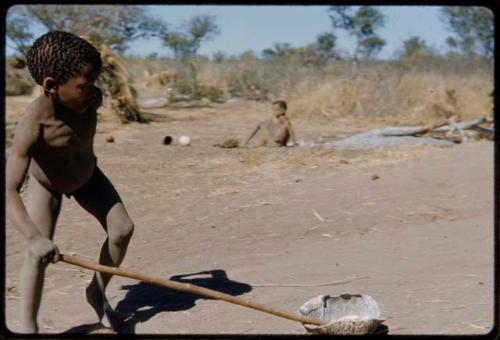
[6,31,134,333]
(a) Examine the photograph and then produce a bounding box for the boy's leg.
[20,176,62,333]
[73,167,134,326]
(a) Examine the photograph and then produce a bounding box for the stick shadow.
[110,269,252,334]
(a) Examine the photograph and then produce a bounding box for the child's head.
[272,100,287,116]
[27,31,103,113]
[27,31,102,86]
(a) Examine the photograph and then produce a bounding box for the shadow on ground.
[63,269,252,334]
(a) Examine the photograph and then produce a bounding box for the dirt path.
[5,99,494,335]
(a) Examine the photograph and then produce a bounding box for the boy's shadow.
[64,269,252,334]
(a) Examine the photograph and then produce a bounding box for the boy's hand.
[28,234,60,264]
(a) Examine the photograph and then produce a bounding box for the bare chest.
[39,114,95,150]
[263,119,287,135]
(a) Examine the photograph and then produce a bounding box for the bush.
[6,68,35,96]
[201,85,225,103]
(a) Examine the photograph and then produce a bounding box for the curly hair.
[26,31,102,86]
[272,100,287,111]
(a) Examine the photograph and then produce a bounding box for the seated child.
[243,100,297,147]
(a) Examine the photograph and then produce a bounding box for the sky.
[6,5,453,60]
[126,5,452,59]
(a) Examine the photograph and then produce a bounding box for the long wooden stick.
[60,254,328,326]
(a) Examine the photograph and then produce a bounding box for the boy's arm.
[6,113,59,262]
[244,122,261,147]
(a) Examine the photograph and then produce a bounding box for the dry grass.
[7,55,493,130]
[287,70,492,125]
[122,56,493,126]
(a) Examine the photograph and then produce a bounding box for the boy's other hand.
[28,234,60,264]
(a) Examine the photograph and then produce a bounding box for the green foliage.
[164,32,193,59]
[440,6,493,58]
[212,51,227,63]
[261,33,338,67]
[8,5,167,54]
[184,15,220,55]
[164,14,219,59]
[169,77,225,103]
[399,36,435,63]
[359,36,385,59]
[316,32,337,58]
[162,15,220,102]
[328,6,386,60]
[200,85,225,103]
[227,70,269,101]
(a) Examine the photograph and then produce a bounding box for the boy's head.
[272,100,287,116]
[27,31,103,113]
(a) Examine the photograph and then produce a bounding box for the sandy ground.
[4,95,495,335]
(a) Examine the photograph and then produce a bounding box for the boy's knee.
[108,219,134,245]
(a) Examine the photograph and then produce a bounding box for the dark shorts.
[64,165,103,199]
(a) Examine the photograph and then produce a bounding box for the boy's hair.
[26,31,102,86]
[272,100,287,111]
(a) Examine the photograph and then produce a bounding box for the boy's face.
[51,64,101,114]
[272,103,285,117]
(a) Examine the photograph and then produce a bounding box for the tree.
[163,15,219,98]
[358,36,385,59]
[440,6,493,58]
[316,32,337,59]
[6,6,34,58]
[212,51,227,63]
[164,32,193,59]
[400,36,434,59]
[6,5,167,123]
[184,15,219,56]
[261,48,276,60]
[8,5,167,54]
[328,6,386,61]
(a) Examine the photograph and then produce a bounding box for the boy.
[6,31,134,333]
[243,100,297,147]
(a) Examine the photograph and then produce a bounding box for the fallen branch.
[432,116,487,132]
[446,115,468,143]
[379,116,490,144]
[472,125,494,140]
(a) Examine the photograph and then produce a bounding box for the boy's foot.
[85,279,111,326]
[86,280,131,331]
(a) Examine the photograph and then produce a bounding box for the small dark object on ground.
[163,136,172,145]
[214,138,240,148]
[106,136,115,143]
[371,174,380,180]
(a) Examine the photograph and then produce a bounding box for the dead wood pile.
[379,115,494,144]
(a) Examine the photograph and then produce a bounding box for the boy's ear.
[42,77,58,94]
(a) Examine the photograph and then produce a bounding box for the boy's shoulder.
[22,95,54,122]
[278,115,290,123]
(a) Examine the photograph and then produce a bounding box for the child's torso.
[262,117,289,146]
[30,108,97,194]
